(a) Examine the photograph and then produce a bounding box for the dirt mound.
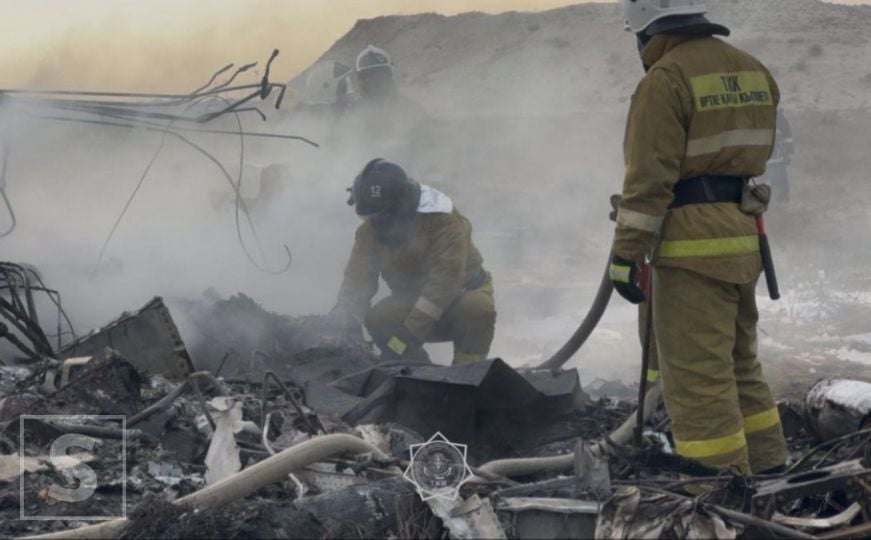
[297,0,871,117]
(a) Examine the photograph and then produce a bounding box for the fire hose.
[535,192,781,459]
[537,255,614,370]
[541,186,781,371]
[23,434,393,540]
[478,382,662,478]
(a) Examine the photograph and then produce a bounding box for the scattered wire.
[1,80,291,111]
[214,348,238,379]
[94,90,229,264]
[24,268,76,343]
[260,49,279,99]
[216,93,266,260]
[787,427,871,474]
[0,295,52,357]
[169,118,293,274]
[198,91,261,123]
[0,142,15,238]
[190,63,235,96]
[261,370,322,435]
[26,113,318,147]
[5,51,304,274]
[0,263,71,359]
[0,88,192,100]
[209,62,257,94]
[190,377,216,431]
[214,91,294,273]
[0,190,15,238]
[96,116,173,263]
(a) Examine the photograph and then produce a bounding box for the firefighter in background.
[346,46,430,155]
[609,0,788,475]
[353,45,427,119]
[302,60,355,118]
[281,60,356,146]
[331,158,495,364]
[763,110,794,202]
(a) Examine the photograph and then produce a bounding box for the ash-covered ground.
[3,294,868,539]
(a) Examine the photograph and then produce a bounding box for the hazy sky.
[0,0,583,92]
[0,0,867,92]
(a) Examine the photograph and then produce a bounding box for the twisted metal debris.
[0,262,74,361]
[0,49,318,274]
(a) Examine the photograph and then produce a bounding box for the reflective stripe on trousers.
[675,429,747,460]
[654,266,788,474]
[744,407,781,435]
[675,406,781,461]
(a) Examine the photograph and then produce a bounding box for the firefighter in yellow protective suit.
[609,0,788,475]
[332,158,495,364]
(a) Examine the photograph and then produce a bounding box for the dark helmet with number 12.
[347,159,418,217]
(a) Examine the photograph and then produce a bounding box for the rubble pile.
[1,292,870,539]
[170,292,380,383]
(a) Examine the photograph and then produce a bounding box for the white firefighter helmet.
[304,60,353,106]
[621,0,707,34]
[356,45,393,74]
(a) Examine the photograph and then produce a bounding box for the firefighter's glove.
[610,255,646,305]
[609,194,622,223]
[383,326,421,360]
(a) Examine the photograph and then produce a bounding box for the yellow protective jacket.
[614,35,780,284]
[337,208,488,340]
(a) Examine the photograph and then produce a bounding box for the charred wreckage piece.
[1,292,871,538]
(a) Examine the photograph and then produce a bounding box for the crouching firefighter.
[609,0,788,475]
[331,158,496,364]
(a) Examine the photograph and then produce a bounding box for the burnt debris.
[1,287,870,539]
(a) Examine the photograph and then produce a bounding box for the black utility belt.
[669,175,746,209]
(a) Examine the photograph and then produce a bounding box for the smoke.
[0,102,327,328]
[2,0,870,381]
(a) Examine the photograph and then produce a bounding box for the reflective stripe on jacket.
[614,35,780,283]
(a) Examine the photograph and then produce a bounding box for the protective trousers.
[365,286,496,365]
[653,266,788,474]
